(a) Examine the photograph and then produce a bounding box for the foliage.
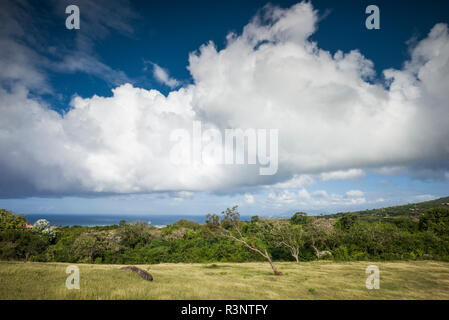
[0,209,28,230]
[419,207,449,235]
[1,200,449,264]
[290,212,308,225]
[270,221,305,262]
[335,213,359,230]
[0,229,51,260]
[329,196,449,220]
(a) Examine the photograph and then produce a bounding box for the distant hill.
[324,196,449,221]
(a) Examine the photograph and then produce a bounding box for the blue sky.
[41,0,449,101]
[0,0,449,216]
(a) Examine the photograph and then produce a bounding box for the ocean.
[23,213,252,227]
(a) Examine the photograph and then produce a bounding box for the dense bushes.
[0,229,52,261]
[0,211,55,261]
[1,207,449,263]
[0,209,28,230]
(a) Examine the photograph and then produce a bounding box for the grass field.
[1,260,448,299]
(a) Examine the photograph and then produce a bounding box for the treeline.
[1,206,449,264]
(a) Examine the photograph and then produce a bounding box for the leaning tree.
[206,206,282,275]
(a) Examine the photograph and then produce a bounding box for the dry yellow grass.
[1,260,448,299]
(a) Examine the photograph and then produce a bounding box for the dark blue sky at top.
[29,0,449,113]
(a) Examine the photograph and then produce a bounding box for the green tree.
[250,216,260,223]
[419,207,449,235]
[290,212,308,225]
[0,229,50,261]
[305,218,335,259]
[336,212,360,230]
[0,209,28,230]
[270,221,305,263]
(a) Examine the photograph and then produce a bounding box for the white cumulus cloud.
[345,190,365,198]
[151,63,180,88]
[267,187,367,208]
[1,1,449,198]
[320,169,366,181]
[271,174,315,188]
[244,194,255,204]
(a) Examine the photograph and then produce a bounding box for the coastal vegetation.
[1,197,449,268]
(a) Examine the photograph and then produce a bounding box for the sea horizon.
[23,213,254,227]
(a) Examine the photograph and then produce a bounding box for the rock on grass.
[121,266,153,281]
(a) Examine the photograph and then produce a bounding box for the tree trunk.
[293,254,299,263]
[312,245,319,259]
[265,250,282,275]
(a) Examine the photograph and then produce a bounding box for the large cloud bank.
[1,2,449,197]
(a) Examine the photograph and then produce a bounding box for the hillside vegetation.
[328,196,449,220]
[1,197,449,267]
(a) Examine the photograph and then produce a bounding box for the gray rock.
[121,266,153,281]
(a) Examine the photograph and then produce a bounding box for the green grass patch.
[1,261,449,299]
